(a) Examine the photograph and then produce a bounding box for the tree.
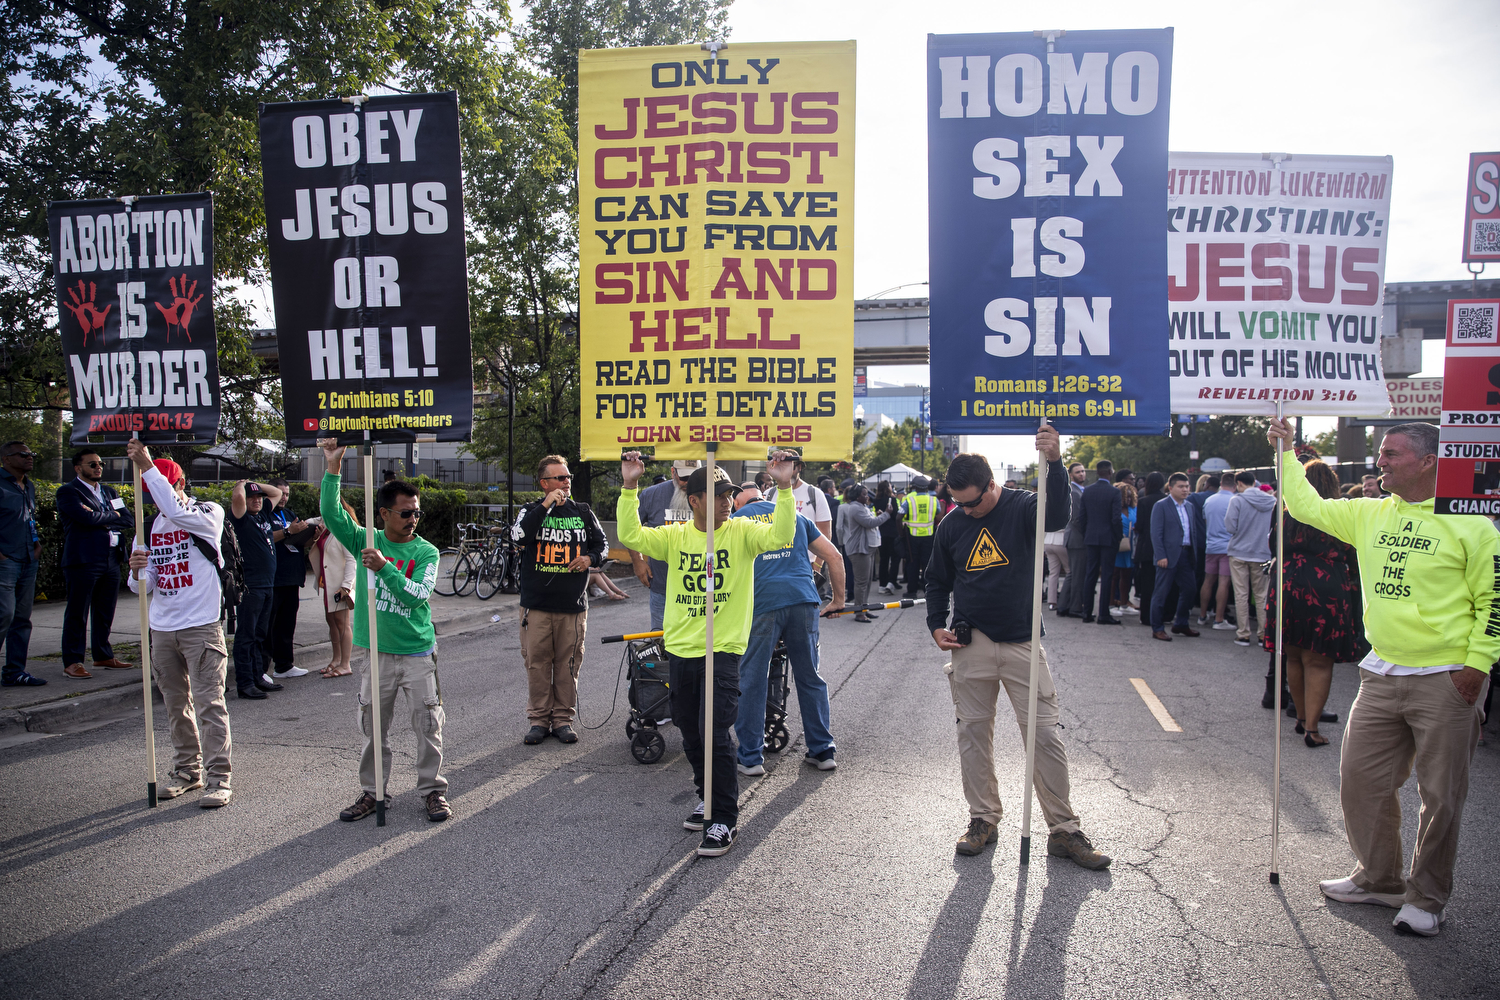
[1066,415,1275,478]
[852,417,950,481]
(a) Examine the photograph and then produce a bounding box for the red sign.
[1436,299,1500,514]
[1463,152,1500,263]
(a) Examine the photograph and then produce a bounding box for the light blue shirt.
[1203,488,1236,555]
[1173,497,1192,545]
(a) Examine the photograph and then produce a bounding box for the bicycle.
[434,523,486,597]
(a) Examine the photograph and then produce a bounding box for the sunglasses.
[81,461,103,468]
[951,482,993,509]
[390,508,423,519]
[7,452,35,460]
[543,474,573,482]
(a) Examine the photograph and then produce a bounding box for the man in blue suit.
[1077,460,1123,624]
[57,450,136,679]
[1148,473,1202,641]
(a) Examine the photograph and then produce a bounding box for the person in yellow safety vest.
[901,476,939,598]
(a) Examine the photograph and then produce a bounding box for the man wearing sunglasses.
[317,438,450,824]
[0,442,43,687]
[926,433,1110,870]
[56,450,136,680]
[513,455,608,745]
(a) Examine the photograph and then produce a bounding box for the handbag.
[1118,536,1131,553]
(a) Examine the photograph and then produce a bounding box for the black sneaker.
[804,748,837,771]
[551,724,578,744]
[523,725,549,745]
[683,800,704,831]
[339,791,392,822]
[698,822,737,856]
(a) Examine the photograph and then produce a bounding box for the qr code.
[1473,219,1500,256]
[1454,302,1499,343]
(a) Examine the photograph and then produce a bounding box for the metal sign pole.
[363,439,385,827]
[1270,400,1286,884]
[1019,417,1049,863]
[132,438,157,808]
[702,441,717,833]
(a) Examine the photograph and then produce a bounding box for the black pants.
[669,651,741,827]
[843,549,854,600]
[266,584,301,672]
[904,535,933,596]
[61,561,121,665]
[233,586,273,690]
[1059,543,1089,613]
[1081,544,1116,618]
[878,541,901,588]
[1150,549,1198,630]
[1134,554,1157,626]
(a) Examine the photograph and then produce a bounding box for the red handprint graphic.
[154,274,203,342]
[62,280,112,347]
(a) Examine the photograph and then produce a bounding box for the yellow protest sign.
[579,41,855,461]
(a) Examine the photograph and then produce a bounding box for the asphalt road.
[1,583,1496,1000]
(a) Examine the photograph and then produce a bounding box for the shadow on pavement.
[904,848,997,1000]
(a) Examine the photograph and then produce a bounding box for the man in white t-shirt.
[766,456,832,539]
[125,441,233,808]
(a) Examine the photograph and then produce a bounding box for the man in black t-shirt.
[512,454,608,745]
[925,434,1110,870]
[229,479,283,699]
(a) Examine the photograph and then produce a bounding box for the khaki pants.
[1043,543,1070,606]
[1228,557,1270,642]
[151,624,232,786]
[359,650,446,798]
[520,608,587,726]
[1341,669,1489,913]
[947,631,1080,834]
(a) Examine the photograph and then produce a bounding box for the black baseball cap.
[685,465,740,497]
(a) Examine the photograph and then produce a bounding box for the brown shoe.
[63,663,92,679]
[1152,631,1172,641]
[1047,830,1112,870]
[339,791,390,822]
[955,817,998,856]
[94,658,135,669]
[425,791,453,822]
[1170,625,1201,637]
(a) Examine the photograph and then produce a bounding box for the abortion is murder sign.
[260,92,472,446]
[578,41,855,460]
[51,193,220,445]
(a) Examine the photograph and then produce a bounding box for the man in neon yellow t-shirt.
[1268,419,1497,937]
[616,449,798,857]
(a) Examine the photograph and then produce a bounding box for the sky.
[724,0,1500,471]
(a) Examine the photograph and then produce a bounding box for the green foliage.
[1065,416,1274,478]
[852,417,950,481]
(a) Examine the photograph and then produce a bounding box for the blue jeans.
[736,602,834,766]
[233,586,273,690]
[0,555,37,679]
[649,589,666,632]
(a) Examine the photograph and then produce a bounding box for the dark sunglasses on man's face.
[951,482,993,509]
[7,452,35,460]
[81,461,103,468]
[544,474,572,482]
[390,508,423,520]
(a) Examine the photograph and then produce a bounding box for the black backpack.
[187,517,246,634]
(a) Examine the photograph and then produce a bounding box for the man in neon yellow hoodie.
[1268,419,1496,937]
[617,449,799,857]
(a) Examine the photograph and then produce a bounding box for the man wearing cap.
[629,459,701,631]
[124,441,234,807]
[900,476,939,598]
[617,451,800,857]
[229,478,285,700]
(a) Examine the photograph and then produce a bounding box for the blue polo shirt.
[730,499,822,614]
[0,473,37,561]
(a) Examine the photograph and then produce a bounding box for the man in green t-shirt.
[317,438,450,825]
[616,449,798,857]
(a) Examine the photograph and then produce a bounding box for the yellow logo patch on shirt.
[965,528,1009,571]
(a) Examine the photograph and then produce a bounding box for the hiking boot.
[683,800,705,831]
[698,822,737,857]
[425,791,452,822]
[551,725,578,744]
[339,791,391,822]
[955,818,998,856]
[158,768,203,800]
[200,784,232,809]
[1047,830,1111,869]
[523,725,549,745]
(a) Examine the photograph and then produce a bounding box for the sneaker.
[158,768,204,799]
[1212,621,1236,631]
[1319,877,1404,908]
[271,666,309,678]
[339,791,391,822]
[1,671,46,687]
[804,748,837,771]
[1393,903,1444,936]
[1197,614,1211,625]
[551,724,578,744]
[1047,830,1111,869]
[523,725,549,745]
[737,762,765,776]
[955,818,998,856]
[683,800,705,831]
[200,784,232,809]
[698,822,737,856]
[1234,638,1251,646]
[425,791,452,822]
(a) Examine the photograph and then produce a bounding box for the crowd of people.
[6,419,1494,935]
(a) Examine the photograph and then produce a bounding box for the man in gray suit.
[1056,463,1089,617]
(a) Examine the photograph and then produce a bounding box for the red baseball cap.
[153,458,185,486]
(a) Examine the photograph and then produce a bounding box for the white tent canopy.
[862,462,925,488]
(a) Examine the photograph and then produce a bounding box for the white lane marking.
[1129,678,1183,733]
